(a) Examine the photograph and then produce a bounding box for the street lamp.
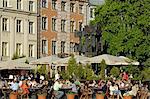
[51,63,55,78]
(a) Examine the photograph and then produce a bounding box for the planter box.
[9,93,17,99]
[124,96,132,99]
[96,94,104,99]
[66,94,75,99]
[38,95,46,99]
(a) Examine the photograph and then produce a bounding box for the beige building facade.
[0,0,38,60]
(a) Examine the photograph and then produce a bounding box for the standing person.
[122,72,129,81]
[53,79,64,99]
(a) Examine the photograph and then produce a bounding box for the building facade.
[0,0,38,61]
[39,0,89,57]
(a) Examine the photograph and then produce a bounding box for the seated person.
[110,82,123,99]
[53,79,64,99]
[74,79,81,86]
[69,80,78,93]
[10,80,19,92]
[20,80,30,95]
[124,83,139,97]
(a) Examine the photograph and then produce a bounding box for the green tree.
[99,59,107,79]
[91,0,150,64]
[110,67,120,77]
[74,64,85,79]
[141,68,150,80]
[84,64,95,80]
[37,65,47,75]
[67,55,77,78]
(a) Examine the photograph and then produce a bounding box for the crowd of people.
[0,71,149,99]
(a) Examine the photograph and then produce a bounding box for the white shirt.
[19,81,23,87]
[53,81,62,91]
[55,73,60,80]
[109,85,118,95]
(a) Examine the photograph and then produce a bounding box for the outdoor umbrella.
[29,55,61,65]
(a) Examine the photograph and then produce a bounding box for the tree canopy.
[91,0,150,63]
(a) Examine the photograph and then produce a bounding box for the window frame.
[52,0,56,10]
[16,43,22,56]
[2,18,8,32]
[70,3,74,12]
[61,19,66,32]
[52,41,56,55]
[2,42,8,56]
[70,21,74,33]
[3,0,8,7]
[42,40,47,54]
[29,1,34,12]
[52,18,56,31]
[16,20,22,33]
[29,44,34,57]
[61,1,66,11]
[17,0,22,10]
[42,0,47,8]
[79,22,82,31]
[79,4,83,14]
[29,21,34,34]
[61,41,65,53]
[42,17,47,30]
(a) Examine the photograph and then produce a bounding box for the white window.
[90,8,95,18]
[29,44,34,57]
[3,0,8,7]
[52,0,56,10]
[2,42,8,56]
[42,40,47,54]
[16,20,22,32]
[52,41,56,55]
[61,19,66,32]
[2,18,9,31]
[16,43,22,56]
[70,3,74,12]
[42,17,47,30]
[42,0,47,8]
[29,21,33,34]
[61,1,66,11]
[79,5,83,14]
[29,1,34,12]
[61,41,65,53]
[52,18,56,31]
[17,0,22,10]
[70,21,74,33]
[70,42,74,53]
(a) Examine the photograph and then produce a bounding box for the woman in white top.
[109,82,123,99]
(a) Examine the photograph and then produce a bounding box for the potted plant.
[123,93,132,99]
[37,89,47,99]
[96,91,105,99]
[66,91,77,99]
[9,91,18,99]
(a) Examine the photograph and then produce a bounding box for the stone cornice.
[0,8,38,16]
